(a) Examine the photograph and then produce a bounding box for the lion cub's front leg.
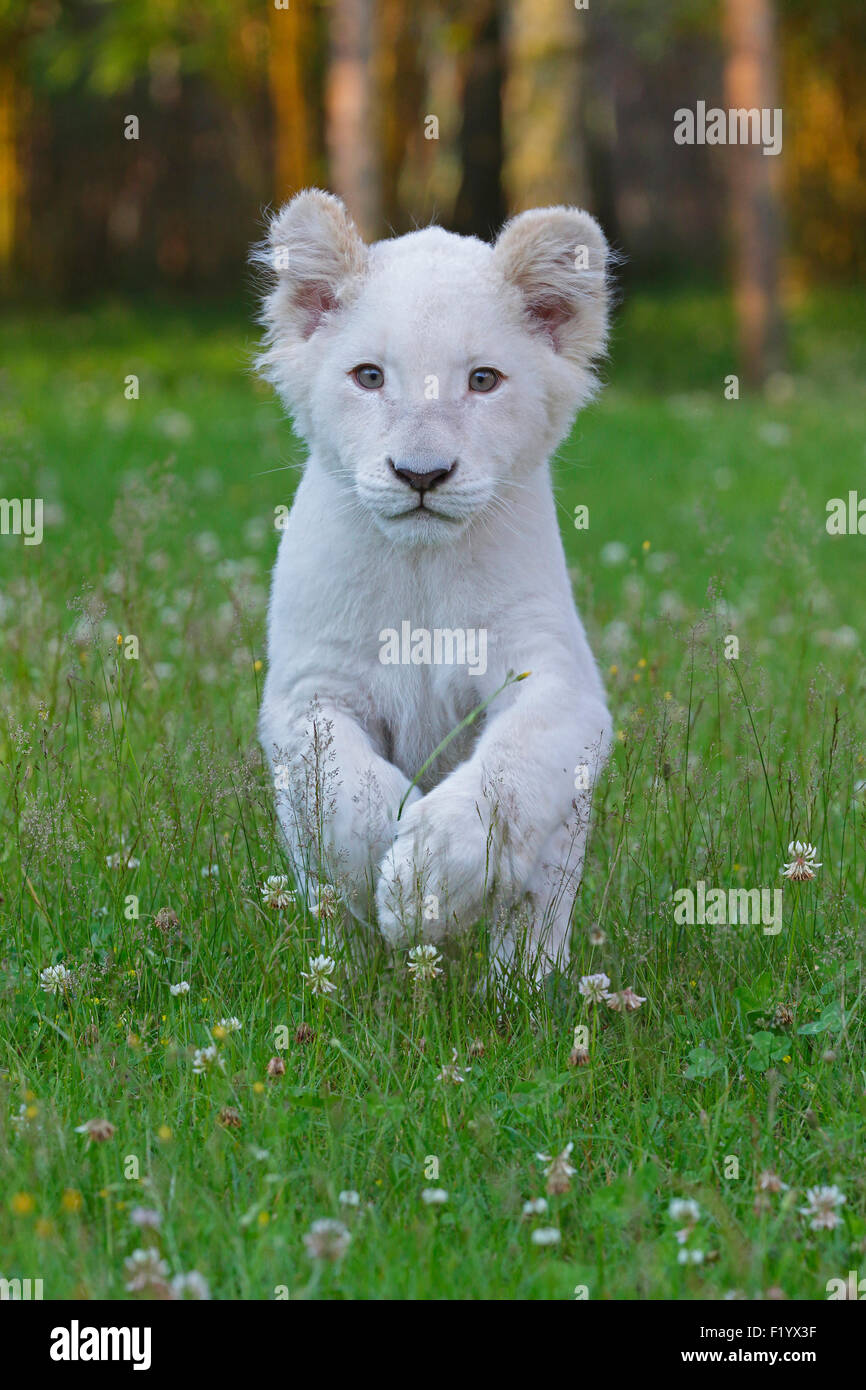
[261,700,420,921]
[376,677,611,955]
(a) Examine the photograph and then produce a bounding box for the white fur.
[254,190,612,976]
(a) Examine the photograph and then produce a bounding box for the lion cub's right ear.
[254,189,368,344]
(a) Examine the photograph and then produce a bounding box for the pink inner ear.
[526,295,571,352]
[295,281,338,339]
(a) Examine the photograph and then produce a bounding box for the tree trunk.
[501,0,587,212]
[452,0,505,241]
[268,0,312,202]
[326,0,381,239]
[0,62,20,286]
[723,0,785,386]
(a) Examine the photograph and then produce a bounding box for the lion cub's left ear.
[493,206,610,365]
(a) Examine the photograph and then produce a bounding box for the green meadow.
[0,289,863,1299]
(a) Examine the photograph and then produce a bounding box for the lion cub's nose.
[387,457,457,493]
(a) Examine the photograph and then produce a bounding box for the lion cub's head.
[255,190,610,547]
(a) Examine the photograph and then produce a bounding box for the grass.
[0,287,864,1300]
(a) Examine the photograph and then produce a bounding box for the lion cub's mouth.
[390,501,456,521]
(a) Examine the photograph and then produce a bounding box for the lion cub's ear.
[255,188,368,343]
[494,206,610,366]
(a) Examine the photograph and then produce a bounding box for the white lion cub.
[255,189,612,977]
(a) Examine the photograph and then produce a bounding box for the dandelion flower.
[780,840,822,881]
[407,943,444,984]
[301,954,337,997]
[302,1218,351,1261]
[39,963,72,994]
[799,1185,846,1230]
[578,972,611,1003]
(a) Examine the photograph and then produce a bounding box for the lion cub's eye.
[352,364,385,390]
[468,367,501,393]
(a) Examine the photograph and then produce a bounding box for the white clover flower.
[668,1198,701,1226]
[522,1197,549,1217]
[129,1206,162,1230]
[798,1185,846,1230]
[260,875,295,910]
[106,850,140,871]
[192,1044,225,1075]
[301,954,337,996]
[303,1218,351,1261]
[124,1248,170,1292]
[169,981,190,997]
[530,1227,562,1246]
[170,1270,211,1300]
[216,1016,242,1034]
[407,943,443,984]
[310,884,339,920]
[338,1190,361,1208]
[780,840,822,881]
[200,864,219,879]
[421,1188,448,1205]
[536,1142,576,1194]
[605,986,647,1013]
[39,963,72,994]
[578,972,611,1003]
[677,1248,705,1265]
[757,1170,789,1193]
[436,1048,469,1084]
[74,1117,116,1142]
[11,1104,30,1133]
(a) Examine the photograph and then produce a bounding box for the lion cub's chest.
[371,661,485,790]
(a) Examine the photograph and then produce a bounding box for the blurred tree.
[379,0,424,234]
[326,0,381,238]
[501,0,587,211]
[269,0,313,202]
[0,52,19,282]
[452,0,504,239]
[724,0,785,384]
[781,0,866,281]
